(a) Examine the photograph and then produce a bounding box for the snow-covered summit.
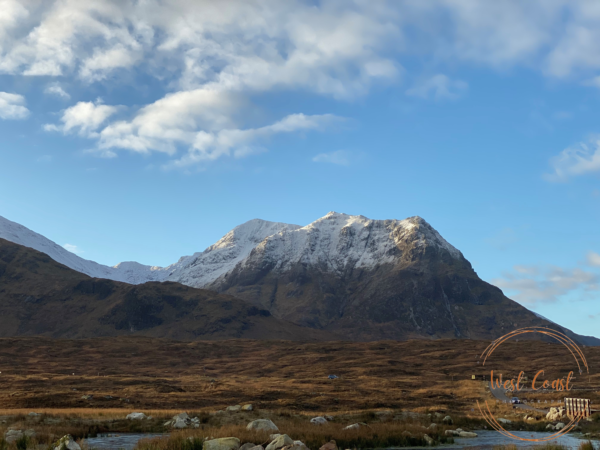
[231,211,462,277]
[162,218,301,287]
[0,212,461,288]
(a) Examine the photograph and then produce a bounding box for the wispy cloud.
[44,83,70,99]
[545,137,600,181]
[0,92,29,120]
[406,74,468,101]
[63,244,83,255]
[493,264,600,305]
[586,251,600,267]
[312,150,351,166]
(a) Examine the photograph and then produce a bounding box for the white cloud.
[44,83,70,99]
[79,44,141,82]
[0,92,29,119]
[493,264,600,304]
[63,243,83,255]
[587,251,600,267]
[45,100,120,137]
[312,150,351,166]
[545,137,600,181]
[165,113,338,168]
[406,74,468,100]
[8,1,600,167]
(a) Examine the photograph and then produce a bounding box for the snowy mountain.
[2,212,599,345]
[1,212,460,288]
[0,214,302,285]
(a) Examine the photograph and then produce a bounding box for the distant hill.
[0,238,336,340]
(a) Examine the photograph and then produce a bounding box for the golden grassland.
[0,337,599,448]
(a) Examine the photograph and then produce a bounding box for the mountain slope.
[0,237,336,340]
[2,212,598,345]
[0,215,298,285]
[205,213,600,345]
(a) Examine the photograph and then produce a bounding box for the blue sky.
[1,0,600,337]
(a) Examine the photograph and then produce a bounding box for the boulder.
[240,443,257,450]
[458,431,478,438]
[242,404,253,411]
[310,416,328,425]
[266,435,293,450]
[546,424,555,431]
[427,423,437,430]
[5,430,24,444]
[126,412,147,420]
[282,444,309,450]
[269,435,281,441]
[247,419,279,432]
[226,405,242,413]
[248,447,264,450]
[204,438,240,450]
[497,418,511,424]
[318,441,337,450]
[442,415,453,425]
[444,430,460,437]
[423,434,434,446]
[53,435,81,450]
[555,422,565,430]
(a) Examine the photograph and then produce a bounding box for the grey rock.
[555,422,565,430]
[54,435,81,450]
[458,431,478,438]
[203,438,241,450]
[310,416,327,425]
[240,443,257,450]
[242,404,253,411]
[423,434,434,446]
[442,415,453,425]
[126,412,147,420]
[226,405,242,413]
[265,434,293,450]
[246,419,279,432]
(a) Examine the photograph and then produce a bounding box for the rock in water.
[53,435,81,450]
[203,438,241,450]
[126,412,147,420]
[246,419,279,432]
[458,432,478,438]
[266,435,293,450]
